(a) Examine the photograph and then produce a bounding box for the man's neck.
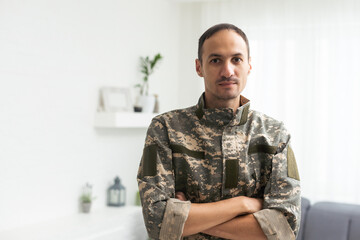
[204,95,241,114]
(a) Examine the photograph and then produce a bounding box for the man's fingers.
[252,198,263,212]
[238,196,264,213]
[175,191,187,201]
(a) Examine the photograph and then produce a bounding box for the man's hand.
[240,196,263,214]
[175,192,187,201]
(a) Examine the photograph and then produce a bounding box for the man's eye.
[210,59,220,63]
[233,57,242,63]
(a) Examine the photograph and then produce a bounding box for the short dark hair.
[198,23,250,63]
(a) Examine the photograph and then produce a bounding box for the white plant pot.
[82,202,92,213]
[138,95,155,113]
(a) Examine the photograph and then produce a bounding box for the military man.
[137,23,301,240]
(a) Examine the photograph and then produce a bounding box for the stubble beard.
[213,92,241,104]
[215,76,242,101]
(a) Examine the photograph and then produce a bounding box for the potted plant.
[134,53,163,113]
[80,183,96,213]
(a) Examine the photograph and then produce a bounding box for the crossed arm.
[176,192,267,239]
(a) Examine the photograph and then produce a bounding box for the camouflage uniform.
[137,94,301,240]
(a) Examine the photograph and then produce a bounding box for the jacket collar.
[195,93,250,126]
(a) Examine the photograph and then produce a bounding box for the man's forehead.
[202,30,248,57]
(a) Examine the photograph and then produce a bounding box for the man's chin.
[217,92,241,101]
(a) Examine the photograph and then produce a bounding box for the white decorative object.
[99,87,132,112]
[134,53,163,113]
[80,183,95,213]
[138,95,155,113]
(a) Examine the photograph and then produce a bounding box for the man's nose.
[220,61,235,78]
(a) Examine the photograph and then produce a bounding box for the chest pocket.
[247,144,277,197]
[170,144,206,201]
[224,143,276,198]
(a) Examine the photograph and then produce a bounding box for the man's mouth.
[217,77,239,86]
[219,81,236,86]
[218,80,238,87]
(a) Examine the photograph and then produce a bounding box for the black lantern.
[107,176,126,207]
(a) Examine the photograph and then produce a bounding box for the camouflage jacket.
[137,94,301,240]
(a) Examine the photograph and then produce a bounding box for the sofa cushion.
[303,201,360,240]
[349,216,360,240]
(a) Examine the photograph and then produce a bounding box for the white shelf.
[0,206,147,240]
[94,112,156,128]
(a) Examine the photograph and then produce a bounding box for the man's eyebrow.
[207,52,245,59]
[231,52,245,58]
[207,53,222,59]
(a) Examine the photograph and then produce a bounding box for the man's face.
[196,29,251,107]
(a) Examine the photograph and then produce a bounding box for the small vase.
[82,202,92,213]
[138,95,155,113]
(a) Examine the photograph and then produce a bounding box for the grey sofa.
[297,197,360,240]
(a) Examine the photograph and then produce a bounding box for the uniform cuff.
[253,209,295,240]
[159,198,191,240]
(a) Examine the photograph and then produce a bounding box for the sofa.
[297,197,360,240]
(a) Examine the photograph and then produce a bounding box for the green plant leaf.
[138,53,162,93]
[150,53,163,69]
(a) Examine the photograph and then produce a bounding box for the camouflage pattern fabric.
[137,93,301,240]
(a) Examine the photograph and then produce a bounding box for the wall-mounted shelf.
[94,112,156,128]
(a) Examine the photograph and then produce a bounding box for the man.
[137,23,301,240]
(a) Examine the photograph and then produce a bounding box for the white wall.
[0,0,181,231]
[176,3,204,108]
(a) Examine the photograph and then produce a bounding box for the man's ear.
[195,59,203,77]
[247,57,252,75]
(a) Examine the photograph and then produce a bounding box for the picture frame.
[99,87,132,112]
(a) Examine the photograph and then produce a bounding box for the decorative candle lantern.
[107,176,126,207]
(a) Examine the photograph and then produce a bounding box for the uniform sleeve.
[253,131,301,240]
[137,118,191,240]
